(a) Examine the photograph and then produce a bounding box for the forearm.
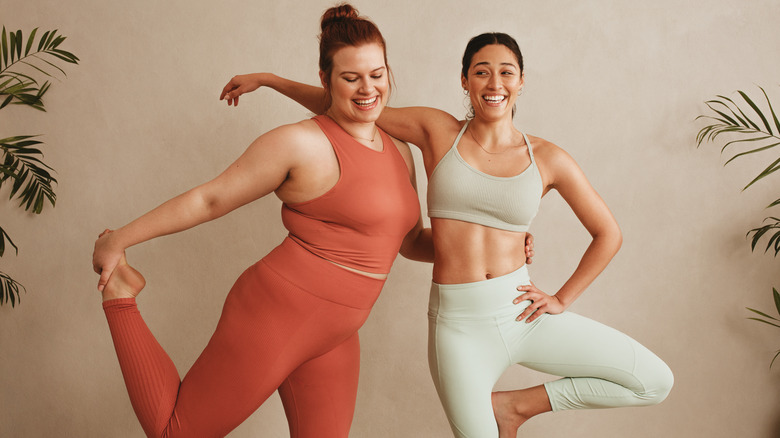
[553,230,622,308]
[400,227,434,263]
[110,186,222,251]
[261,73,328,114]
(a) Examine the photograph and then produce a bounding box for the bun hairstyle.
[318,3,389,88]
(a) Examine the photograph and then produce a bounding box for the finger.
[233,95,240,106]
[517,305,538,322]
[98,270,110,292]
[513,291,535,304]
[220,81,237,100]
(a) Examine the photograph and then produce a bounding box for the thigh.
[429,316,509,438]
[279,332,361,438]
[167,261,369,437]
[508,311,661,392]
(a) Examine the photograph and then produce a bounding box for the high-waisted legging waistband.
[429,265,531,318]
[261,236,386,309]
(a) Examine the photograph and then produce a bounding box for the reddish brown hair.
[318,3,389,87]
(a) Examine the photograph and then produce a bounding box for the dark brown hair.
[319,3,389,87]
[461,32,524,79]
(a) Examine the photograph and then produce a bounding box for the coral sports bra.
[427,121,542,232]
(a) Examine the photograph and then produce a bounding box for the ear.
[519,71,526,89]
[461,74,468,93]
[319,70,329,91]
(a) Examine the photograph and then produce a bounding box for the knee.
[639,360,674,405]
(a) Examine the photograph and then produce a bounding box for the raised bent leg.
[279,332,361,438]
[508,312,674,411]
[103,258,373,438]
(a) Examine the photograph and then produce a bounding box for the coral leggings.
[103,238,384,438]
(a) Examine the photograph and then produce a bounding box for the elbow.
[592,222,622,256]
[189,187,225,222]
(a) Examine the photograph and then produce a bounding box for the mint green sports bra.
[426,121,543,232]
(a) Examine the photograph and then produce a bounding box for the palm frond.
[746,288,780,368]
[747,217,780,256]
[0,270,25,307]
[0,135,56,214]
[696,88,780,191]
[0,26,79,111]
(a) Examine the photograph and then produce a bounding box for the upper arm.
[539,142,620,240]
[378,106,460,152]
[393,138,426,251]
[196,124,307,217]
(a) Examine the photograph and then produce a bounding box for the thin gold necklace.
[327,111,377,142]
[351,127,378,142]
[468,126,517,155]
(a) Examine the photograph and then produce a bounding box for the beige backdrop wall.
[3,0,780,436]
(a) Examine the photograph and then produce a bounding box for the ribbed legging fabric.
[103,238,384,438]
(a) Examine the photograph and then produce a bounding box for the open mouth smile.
[353,96,379,110]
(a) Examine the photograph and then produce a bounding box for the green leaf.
[760,86,780,135]
[775,288,780,315]
[2,27,8,69]
[0,94,13,109]
[0,270,26,307]
[14,30,22,62]
[37,30,50,52]
[769,198,780,208]
[0,225,17,256]
[743,156,780,191]
[770,350,780,369]
[43,29,57,51]
[724,141,780,166]
[24,28,37,56]
[747,307,780,321]
[740,90,773,134]
[9,28,16,64]
[747,317,780,329]
[30,54,66,76]
[720,94,761,131]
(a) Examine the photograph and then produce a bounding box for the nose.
[488,75,501,89]
[359,79,375,94]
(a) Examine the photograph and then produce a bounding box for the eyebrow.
[339,67,387,75]
[473,61,517,68]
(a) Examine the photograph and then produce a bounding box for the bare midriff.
[327,260,389,280]
[431,218,527,284]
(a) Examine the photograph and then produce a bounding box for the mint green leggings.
[427,265,673,438]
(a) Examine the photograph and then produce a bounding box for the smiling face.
[321,43,389,124]
[461,44,524,121]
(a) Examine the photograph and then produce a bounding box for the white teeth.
[354,97,378,106]
[483,95,505,102]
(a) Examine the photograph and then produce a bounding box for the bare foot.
[492,391,528,438]
[102,255,146,302]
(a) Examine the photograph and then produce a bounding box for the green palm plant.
[696,87,780,368]
[0,26,79,307]
[696,87,780,255]
[746,288,780,368]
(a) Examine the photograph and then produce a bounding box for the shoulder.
[527,135,576,168]
[388,135,415,171]
[526,134,588,189]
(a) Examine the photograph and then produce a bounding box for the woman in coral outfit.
[92,5,435,438]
